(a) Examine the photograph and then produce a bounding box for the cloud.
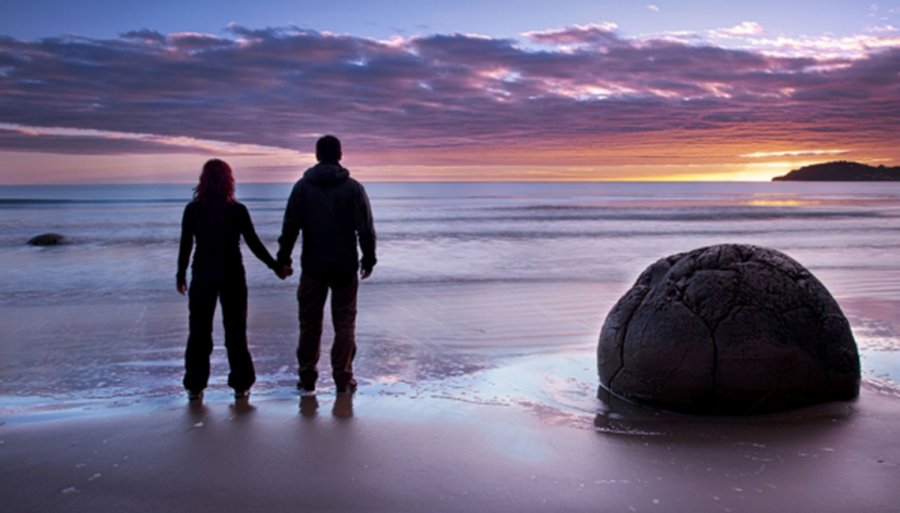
[0,24,897,172]
[120,29,166,44]
[740,32,900,59]
[0,123,304,157]
[869,24,898,33]
[710,22,765,38]
[740,149,850,158]
[647,5,660,13]
[523,23,621,48]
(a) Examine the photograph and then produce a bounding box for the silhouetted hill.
[772,161,900,181]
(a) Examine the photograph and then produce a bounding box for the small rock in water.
[27,233,67,246]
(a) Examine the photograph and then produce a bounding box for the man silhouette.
[277,135,377,395]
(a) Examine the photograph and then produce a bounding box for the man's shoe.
[187,390,204,402]
[296,381,316,396]
[336,379,357,395]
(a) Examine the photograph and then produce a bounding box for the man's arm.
[277,182,303,269]
[355,183,377,278]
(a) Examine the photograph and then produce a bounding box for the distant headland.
[772,161,900,181]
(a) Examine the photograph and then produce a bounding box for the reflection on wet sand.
[332,394,354,419]
[297,394,353,419]
[187,400,208,423]
[300,395,319,418]
[230,396,256,418]
[594,385,857,440]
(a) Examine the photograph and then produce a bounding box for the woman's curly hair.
[193,159,235,205]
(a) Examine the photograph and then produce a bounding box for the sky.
[0,0,898,183]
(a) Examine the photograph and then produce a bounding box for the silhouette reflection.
[185,399,210,431]
[230,396,256,417]
[300,395,319,418]
[332,393,354,419]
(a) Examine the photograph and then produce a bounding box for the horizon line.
[0,178,859,187]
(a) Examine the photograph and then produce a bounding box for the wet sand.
[1,390,898,513]
[2,284,899,512]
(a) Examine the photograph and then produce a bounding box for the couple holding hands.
[176,135,376,401]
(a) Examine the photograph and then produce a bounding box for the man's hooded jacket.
[277,162,377,274]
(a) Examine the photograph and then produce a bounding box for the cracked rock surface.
[598,244,860,414]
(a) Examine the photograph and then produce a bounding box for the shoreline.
[2,285,899,422]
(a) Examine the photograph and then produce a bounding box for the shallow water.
[0,182,899,420]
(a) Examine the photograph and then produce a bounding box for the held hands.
[276,265,294,280]
[271,264,367,280]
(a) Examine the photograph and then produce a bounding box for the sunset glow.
[0,1,898,183]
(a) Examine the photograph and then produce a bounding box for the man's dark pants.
[297,271,358,390]
[183,275,256,392]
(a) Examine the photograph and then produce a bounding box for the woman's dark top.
[177,200,277,286]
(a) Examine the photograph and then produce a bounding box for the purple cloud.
[0,24,897,167]
[524,23,622,48]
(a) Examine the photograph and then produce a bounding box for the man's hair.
[316,135,342,163]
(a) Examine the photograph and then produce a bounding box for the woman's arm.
[239,203,279,271]
[176,203,194,294]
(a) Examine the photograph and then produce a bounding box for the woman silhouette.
[176,159,283,401]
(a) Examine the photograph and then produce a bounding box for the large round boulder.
[598,244,860,414]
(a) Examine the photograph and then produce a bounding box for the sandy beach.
[2,386,898,512]
[2,284,900,513]
[2,182,900,512]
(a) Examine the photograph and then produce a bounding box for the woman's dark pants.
[183,276,256,393]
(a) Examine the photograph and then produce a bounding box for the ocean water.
[1,182,899,415]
